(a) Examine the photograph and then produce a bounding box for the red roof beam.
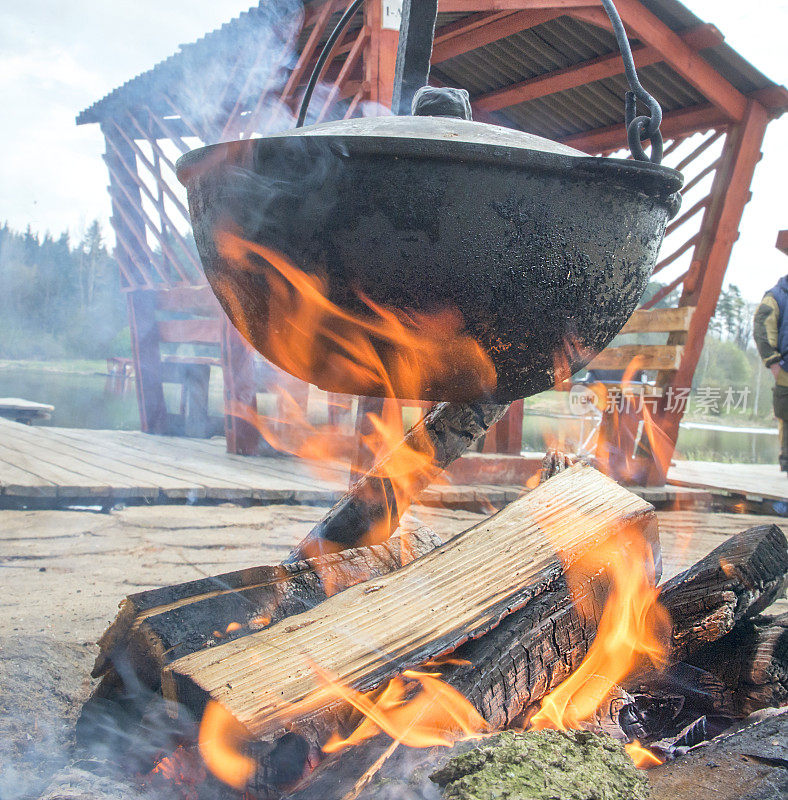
[474,23,722,112]
[438,0,597,11]
[432,9,566,63]
[614,0,747,121]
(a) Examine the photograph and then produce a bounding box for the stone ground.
[1,502,786,798]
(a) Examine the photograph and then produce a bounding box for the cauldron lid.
[177,113,683,202]
[267,114,586,158]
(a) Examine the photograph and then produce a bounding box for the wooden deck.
[1,418,785,509]
[0,419,525,508]
[667,459,788,503]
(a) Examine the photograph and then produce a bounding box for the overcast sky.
[1,0,785,300]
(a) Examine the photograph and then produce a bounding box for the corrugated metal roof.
[78,0,787,138]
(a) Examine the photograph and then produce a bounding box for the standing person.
[753,276,788,473]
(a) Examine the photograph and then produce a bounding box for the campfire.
[66,2,787,797]
[75,241,788,799]
[77,438,788,799]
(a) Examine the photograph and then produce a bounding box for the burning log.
[282,524,787,800]
[288,400,509,561]
[164,465,657,741]
[424,524,787,735]
[86,528,441,703]
[658,523,788,663]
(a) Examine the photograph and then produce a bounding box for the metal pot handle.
[297,0,664,165]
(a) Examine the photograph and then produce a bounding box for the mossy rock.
[430,730,649,800]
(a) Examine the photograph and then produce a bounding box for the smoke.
[169,0,304,142]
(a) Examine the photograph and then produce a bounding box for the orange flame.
[216,230,496,403]
[211,230,496,563]
[626,740,663,768]
[198,700,256,791]
[529,527,671,767]
[313,664,488,752]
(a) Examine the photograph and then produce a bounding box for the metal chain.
[600,0,664,164]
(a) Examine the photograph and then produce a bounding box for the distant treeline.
[0,221,129,360]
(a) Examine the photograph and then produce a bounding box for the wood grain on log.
[165,465,656,740]
[288,401,509,561]
[89,528,441,699]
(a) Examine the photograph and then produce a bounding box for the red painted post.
[645,102,769,483]
[221,318,261,455]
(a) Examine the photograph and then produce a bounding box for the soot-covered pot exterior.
[178,116,682,402]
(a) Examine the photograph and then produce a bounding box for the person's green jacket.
[753,292,788,387]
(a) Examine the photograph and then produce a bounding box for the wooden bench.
[587,306,696,482]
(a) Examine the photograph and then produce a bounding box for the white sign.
[382,0,403,30]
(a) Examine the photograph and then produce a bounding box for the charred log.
[288,401,509,561]
[658,523,788,663]
[87,528,440,703]
[650,612,788,719]
[165,465,657,742]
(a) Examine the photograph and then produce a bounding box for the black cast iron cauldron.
[177,113,682,402]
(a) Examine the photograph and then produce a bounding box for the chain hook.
[601,0,664,164]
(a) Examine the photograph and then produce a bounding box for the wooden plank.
[5,424,209,497]
[110,428,350,486]
[47,427,249,493]
[102,431,330,488]
[157,318,221,345]
[668,461,788,504]
[60,427,344,503]
[619,306,695,334]
[589,344,683,371]
[0,424,161,497]
[0,449,58,497]
[475,24,722,112]
[432,9,564,63]
[51,428,304,497]
[155,287,219,315]
[165,464,656,739]
[615,0,746,122]
[0,439,117,498]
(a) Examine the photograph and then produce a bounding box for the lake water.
[0,367,780,465]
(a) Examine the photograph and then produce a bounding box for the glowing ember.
[145,746,206,800]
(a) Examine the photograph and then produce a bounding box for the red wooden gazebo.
[77,0,787,484]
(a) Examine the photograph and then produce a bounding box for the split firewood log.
[86,527,441,704]
[288,401,509,561]
[279,525,788,800]
[164,465,657,742]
